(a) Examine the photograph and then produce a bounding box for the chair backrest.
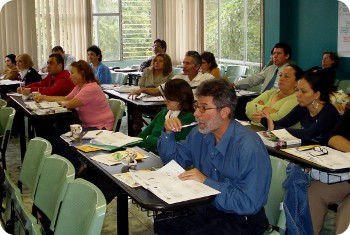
[19,137,52,199]
[264,156,288,229]
[33,154,75,231]
[0,99,7,108]
[218,64,226,78]
[0,107,16,149]
[54,178,106,235]
[338,79,350,94]
[108,98,126,131]
[226,65,248,82]
[172,67,182,75]
[111,72,128,85]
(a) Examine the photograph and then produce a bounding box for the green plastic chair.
[0,107,16,169]
[226,65,248,83]
[0,99,7,108]
[338,79,350,94]
[172,67,182,75]
[54,179,106,235]
[13,191,42,235]
[108,98,126,132]
[264,156,288,234]
[33,154,75,232]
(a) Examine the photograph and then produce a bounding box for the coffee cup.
[70,124,83,139]
[32,91,41,100]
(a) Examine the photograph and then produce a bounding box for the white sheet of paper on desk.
[82,130,112,139]
[38,101,60,109]
[90,132,142,147]
[235,89,257,97]
[0,80,21,85]
[141,96,164,102]
[90,154,119,166]
[129,160,220,204]
[113,173,140,187]
[25,101,39,110]
[114,85,140,93]
[236,119,251,126]
[283,146,350,169]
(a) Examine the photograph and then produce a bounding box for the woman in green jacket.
[137,79,195,153]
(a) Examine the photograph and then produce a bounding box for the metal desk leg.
[117,187,129,235]
[18,112,26,162]
[127,104,134,136]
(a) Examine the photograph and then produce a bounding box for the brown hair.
[16,54,34,69]
[164,79,195,114]
[151,53,173,76]
[70,60,100,85]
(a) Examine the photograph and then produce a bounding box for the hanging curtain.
[160,0,204,65]
[0,0,37,71]
[35,0,92,67]
[0,0,91,72]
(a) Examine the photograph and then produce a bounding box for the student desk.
[0,80,21,98]
[246,124,350,173]
[60,138,215,235]
[103,89,166,136]
[8,94,73,160]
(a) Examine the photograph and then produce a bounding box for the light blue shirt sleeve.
[95,63,112,84]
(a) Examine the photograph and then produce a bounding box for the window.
[92,0,152,61]
[204,0,262,71]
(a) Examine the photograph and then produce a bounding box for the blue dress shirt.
[158,120,272,215]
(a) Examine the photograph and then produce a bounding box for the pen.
[96,130,103,135]
[255,104,258,112]
[182,122,198,128]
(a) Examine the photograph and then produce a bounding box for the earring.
[311,99,319,110]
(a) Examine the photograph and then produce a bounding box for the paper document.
[114,85,140,93]
[90,148,147,166]
[141,96,164,102]
[90,132,142,147]
[128,160,220,204]
[236,89,257,97]
[82,130,112,139]
[283,146,350,170]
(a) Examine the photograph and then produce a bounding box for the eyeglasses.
[296,146,328,157]
[193,102,224,113]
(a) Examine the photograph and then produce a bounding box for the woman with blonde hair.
[16,53,42,85]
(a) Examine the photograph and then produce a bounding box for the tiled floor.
[4,116,155,235]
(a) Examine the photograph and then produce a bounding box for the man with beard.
[155,79,272,235]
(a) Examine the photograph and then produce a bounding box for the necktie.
[264,68,279,92]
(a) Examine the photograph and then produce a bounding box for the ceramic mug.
[70,124,83,139]
[32,91,41,100]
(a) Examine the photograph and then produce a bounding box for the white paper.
[91,154,120,166]
[129,160,220,204]
[90,132,142,147]
[82,130,112,139]
[271,129,301,144]
[114,85,140,93]
[38,101,60,109]
[141,96,164,102]
[283,146,350,170]
[235,89,257,97]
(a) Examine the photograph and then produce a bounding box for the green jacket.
[137,109,195,153]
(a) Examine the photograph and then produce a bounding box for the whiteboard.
[338,2,350,57]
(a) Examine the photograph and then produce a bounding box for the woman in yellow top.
[1,54,18,80]
[246,65,303,127]
[200,51,221,78]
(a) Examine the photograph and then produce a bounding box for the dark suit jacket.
[23,67,42,86]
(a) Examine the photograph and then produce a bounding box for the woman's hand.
[127,89,142,100]
[262,106,278,114]
[251,111,265,123]
[257,100,265,105]
[262,110,275,130]
[164,117,182,133]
